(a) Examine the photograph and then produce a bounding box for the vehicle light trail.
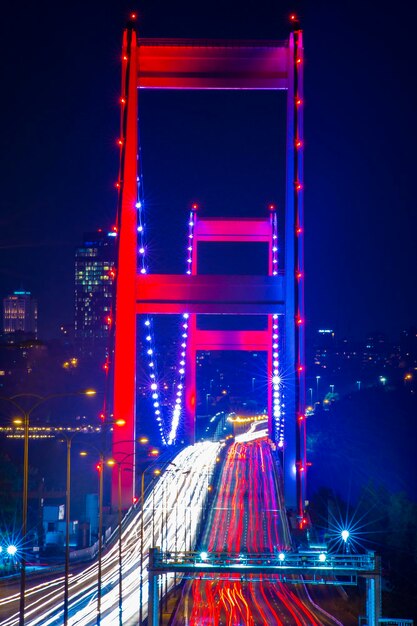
[0,441,221,626]
[172,439,342,625]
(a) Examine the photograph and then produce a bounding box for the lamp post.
[60,429,91,626]
[140,465,161,626]
[106,449,137,626]
[97,450,105,626]
[0,389,96,626]
[79,445,105,626]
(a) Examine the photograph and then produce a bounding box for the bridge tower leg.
[111,24,138,509]
[184,312,197,445]
[284,29,306,518]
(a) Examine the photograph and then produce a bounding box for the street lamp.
[341,529,350,553]
[0,389,96,626]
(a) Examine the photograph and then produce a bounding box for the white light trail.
[1,441,222,626]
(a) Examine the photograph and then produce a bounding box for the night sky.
[0,0,416,340]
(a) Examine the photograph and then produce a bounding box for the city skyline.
[0,0,416,340]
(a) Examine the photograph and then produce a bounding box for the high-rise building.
[74,231,116,344]
[3,291,38,337]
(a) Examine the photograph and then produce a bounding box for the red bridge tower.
[112,24,306,519]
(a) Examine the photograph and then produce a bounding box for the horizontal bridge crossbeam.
[194,217,273,241]
[136,274,285,314]
[137,40,289,90]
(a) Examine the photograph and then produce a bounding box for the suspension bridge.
[0,15,407,626]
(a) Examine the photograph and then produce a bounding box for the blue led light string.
[270,210,284,447]
[135,167,168,444]
[167,208,196,444]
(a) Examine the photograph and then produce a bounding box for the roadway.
[172,438,343,626]
[0,441,222,626]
